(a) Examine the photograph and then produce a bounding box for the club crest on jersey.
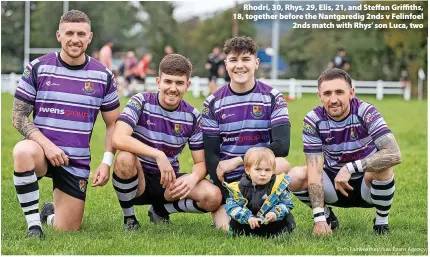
[252,105,264,118]
[202,107,209,116]
[79,180,87,193]
[350,128,357,138]
[173,124,182,136]
[83,81,95,95]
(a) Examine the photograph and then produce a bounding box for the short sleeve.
[302,112,322,154]
[101,73,120,112]
[188,110,204,151]
[201,96,219,136]
[14,63,38,105]
[270,89,290,127]
[117,94,145,129]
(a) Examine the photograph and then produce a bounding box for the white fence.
[2,73,411,101]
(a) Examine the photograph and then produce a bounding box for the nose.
[329,95,338,104]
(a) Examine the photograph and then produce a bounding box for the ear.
[185,80,191,92]
[156,76,161,90]
[56,30,61,43]
[255,57,260,69]
[317,91,323,103]
[349,87,355,100]
[88,31,93,44]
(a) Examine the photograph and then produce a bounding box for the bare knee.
[365,167,394,183]
[54,219,82,231]
[287,166,308,192]
[114,151,137,178]
[275,158,291,175]
[200,186,222,212]
[12,141,42,172]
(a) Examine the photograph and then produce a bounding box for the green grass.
[1,92,428,255]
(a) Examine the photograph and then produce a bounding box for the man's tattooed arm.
[12,98,39,137]
[306,153,325,209]
[362,133,402,172]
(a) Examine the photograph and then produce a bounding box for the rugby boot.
[148,205,171,224]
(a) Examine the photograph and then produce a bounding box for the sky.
[173,0,248,21]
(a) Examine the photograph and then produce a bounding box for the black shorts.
[324,171,373,208]
[132,172,185,206]
[38,162,88,201]
[230,216,291,238]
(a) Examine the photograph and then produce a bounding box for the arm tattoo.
[309,183,324,209]
[12,98,39,138]
[306,153,325,208]
[362,133,402,172]
[305,154,321,167]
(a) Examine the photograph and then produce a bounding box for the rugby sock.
[14,170,42,230]
[371,175,395,225]
[164,200,208,214]
[292,190,312,207]
[112,172,138,221]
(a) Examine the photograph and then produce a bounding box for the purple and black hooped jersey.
[14,52,120,179]
[302,98,392,179]
[202,81,290,182]
[118,92,204,174]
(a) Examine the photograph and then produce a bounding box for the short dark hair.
[60,10,91,25]
[318,68,352,88]
[223,36,258,56]
[159,54,192,79]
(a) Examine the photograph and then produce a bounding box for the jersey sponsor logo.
[39,107,90,119]
[365,110,378,124]
[79,180,87,193]
[303,122,315,134]
[221,113,235,119]
[22,69,30,79]
[45,81,60,87]
[146,120,156,126]
[252,105,264,118]
[222,134,269,144]
[325,137,334,143]
[83,81,95,95]
[128,99,140,110]
[173,124,183,136]
[275,95,287,109]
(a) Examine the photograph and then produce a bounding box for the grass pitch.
[1,92,427,255]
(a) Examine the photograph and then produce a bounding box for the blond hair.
[243,147,276,171]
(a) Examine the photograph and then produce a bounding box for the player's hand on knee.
[169,174,197,200]
[155,152,176,188]
[92,163,110,187]
[313,221,332,235]
[43,142,69,167]
[334,167,353,197]
[248,217,262,229]
[216,158,241,182]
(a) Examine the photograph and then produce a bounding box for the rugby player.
[111,54,222,231]
[288,68,401,235]
[12,10,120,239]
[202,36,293,230]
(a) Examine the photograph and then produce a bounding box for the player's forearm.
[190,161,207,181]
[112,134,162,159]
[361,133,402,173]
[268,124,291,157]
[12,98,39,138]
[306,153,325,209]
[104,122,116,154]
